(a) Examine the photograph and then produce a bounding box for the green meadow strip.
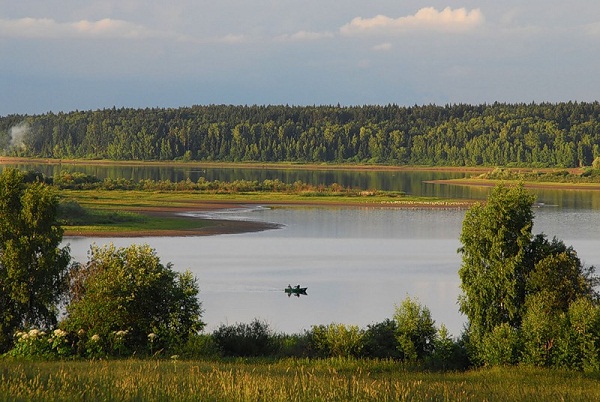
[1,359,599,401]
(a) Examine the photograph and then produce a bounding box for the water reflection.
[5,162,600,209]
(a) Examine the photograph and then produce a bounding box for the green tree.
[458,183,535,344]
[62,243,204,354]
[0,168,71,352]
[458,183,597,364]
[394,296,437,361]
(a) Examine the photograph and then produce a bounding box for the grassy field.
[1,358,599,401]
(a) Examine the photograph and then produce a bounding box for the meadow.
[2,358,600,401]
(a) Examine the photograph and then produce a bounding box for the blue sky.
[1,1,599,115]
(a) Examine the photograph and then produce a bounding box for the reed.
[1,358,599,401]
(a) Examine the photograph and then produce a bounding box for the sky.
[1,1,600,115]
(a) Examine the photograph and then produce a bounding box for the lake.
[65,205,600,337]
[2,161,600,336]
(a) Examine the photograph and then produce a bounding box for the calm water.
[4,162,600,336]
[65,206,600,337]
[4,161,600,208]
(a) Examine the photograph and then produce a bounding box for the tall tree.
[0,168,70,352]
[458,183,597,362]
[458,183,535,341]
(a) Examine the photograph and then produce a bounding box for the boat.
[285,284,307,297]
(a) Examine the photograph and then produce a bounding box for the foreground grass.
[1,358,599,401]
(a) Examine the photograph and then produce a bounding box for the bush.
[309,323,364,358]
[212,319,278,357]
[6,328,73,359]
[61,244,204,356]
[394,297,437,362]
[175,333,221,359]
[480,323,520,366]
[361,319,400,359]
[276,332,312,358]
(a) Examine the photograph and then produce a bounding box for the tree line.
[2,102,600,167]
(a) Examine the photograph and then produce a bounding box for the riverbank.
[63,196,476,237]
[0,156,494,173]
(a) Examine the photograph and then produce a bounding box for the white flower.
[170,355,179,360]
[28,329,40,338]
[91,334,100,342]
[148,333,157,341]
[115,330,128,338]
[53,329,67,337]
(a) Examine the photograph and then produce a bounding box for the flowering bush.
[7,328,72,359]
[62,244,204,356]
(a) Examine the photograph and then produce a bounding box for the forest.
[2,102,600,167]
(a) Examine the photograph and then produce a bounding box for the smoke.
[8,122,29,149]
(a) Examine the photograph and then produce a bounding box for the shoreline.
[63,198,474,238]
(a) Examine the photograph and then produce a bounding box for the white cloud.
[372,42,392,51]
[340,7,484,36]
[0,17,173,40]
[277,30,335,42]
[584,21,600,36]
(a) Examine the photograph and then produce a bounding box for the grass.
[1,358,599,401]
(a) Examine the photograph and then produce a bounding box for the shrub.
[394,297,437,362]
[174,333,220,359]
[61,244,204,356]
[361,319,400,359]
[212,319,278,357]
[480,323,520,366]
[309,323,364,358]
[7,328,72,359]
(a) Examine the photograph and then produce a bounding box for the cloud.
[372,43,392,51]
[277,30,335,42]
[340,7,484,36]
[0,17,172,40]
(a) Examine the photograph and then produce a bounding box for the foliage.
[309,323,364,358]
[212,319,278,357]
[5,328,71,359]
[479,323,520,366]
[0,168,71,352]
[361,319,401,359]
[553,298,600,372]
[458,183,535,342]
[458,183,598,366]
[394,297,437,362]
[3,102,600,167]
[61,243,204,355]
[429,324,469,370]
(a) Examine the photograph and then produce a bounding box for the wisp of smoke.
[9,122,29,149]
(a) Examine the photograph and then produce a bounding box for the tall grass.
[1,358,599,401]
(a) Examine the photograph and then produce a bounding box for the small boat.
[285,284,307,297]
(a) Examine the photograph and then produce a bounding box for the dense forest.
[2,102,600,167]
